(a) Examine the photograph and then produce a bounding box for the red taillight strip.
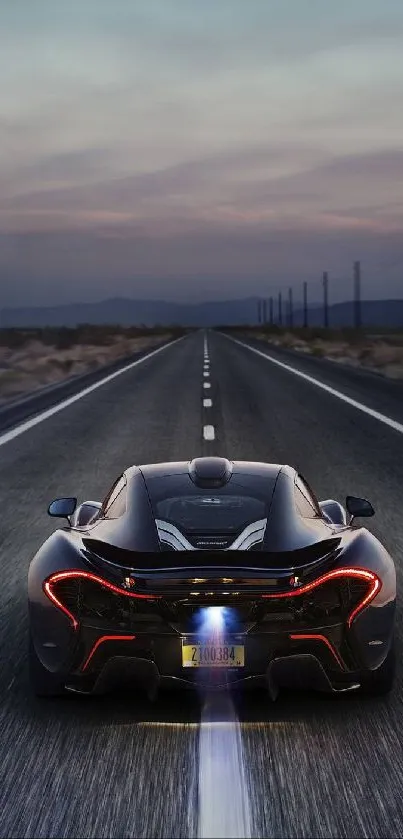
[43,570,161,630]
[262,567,381,628]
[346,575,381,627]
[289,633,344,669]
[81,634,136,672]
[43,579,80,630]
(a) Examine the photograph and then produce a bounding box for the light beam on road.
[197,694,252,839]
[196,606,252,838]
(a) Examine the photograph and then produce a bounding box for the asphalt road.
[1,329,403,838]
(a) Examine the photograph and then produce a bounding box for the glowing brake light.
[289,633,344,669]
[81,634,136,671]
[43,570,161,630]
[262,567,381,628]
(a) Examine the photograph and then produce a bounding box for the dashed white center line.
[202,336,214,436]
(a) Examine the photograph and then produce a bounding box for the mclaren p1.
[28,457,396,700]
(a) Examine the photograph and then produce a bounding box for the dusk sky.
[1,0,403,307]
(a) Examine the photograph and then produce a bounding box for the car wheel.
[29,634,68,697]
[361,638,395,697]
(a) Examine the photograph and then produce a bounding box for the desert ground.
[0,326,182,406]
[1,324,403,409]
[242,326,403,380]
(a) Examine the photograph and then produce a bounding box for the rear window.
[146,474,274,533]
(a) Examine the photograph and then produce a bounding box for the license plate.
[182,642,245,668]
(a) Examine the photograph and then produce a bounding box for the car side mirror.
[48,497,77,521]
[346,495,374,523]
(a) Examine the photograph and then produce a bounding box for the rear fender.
[336,529,396,669]
[336,528,396,608]
[28,530,86,671]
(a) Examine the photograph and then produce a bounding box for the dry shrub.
[280,332,307,349]
[0,370,34,397]
[318,341,350,358]
[0,332,173,403]
[365,343,403,367]
[258,329,403,380]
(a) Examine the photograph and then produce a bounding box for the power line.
[323,271,329,327]
[288,286,293,327]
[303,281,308,328]
[354,261,361,328]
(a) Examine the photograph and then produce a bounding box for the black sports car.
[28,457,396,700]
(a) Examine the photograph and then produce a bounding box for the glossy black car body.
[28,457,396,700]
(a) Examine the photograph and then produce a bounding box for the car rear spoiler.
[82,537,342,576]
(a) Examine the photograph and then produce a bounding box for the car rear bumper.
[62,628,364,699]
[64,652,362,699]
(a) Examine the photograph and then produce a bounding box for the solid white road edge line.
[224,334,403,436]
[203,425,215,441]
[0,336,186,449]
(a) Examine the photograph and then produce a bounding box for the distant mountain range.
[1,296,403,328]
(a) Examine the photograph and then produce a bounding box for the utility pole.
[262,298,267,325]
[288,287,293,327]
[323,271,329,327]
[303,281,308,328]
[269,296,273,325]
[257,298,261,324]
[278,291,282,326]
[354,261,361,328]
